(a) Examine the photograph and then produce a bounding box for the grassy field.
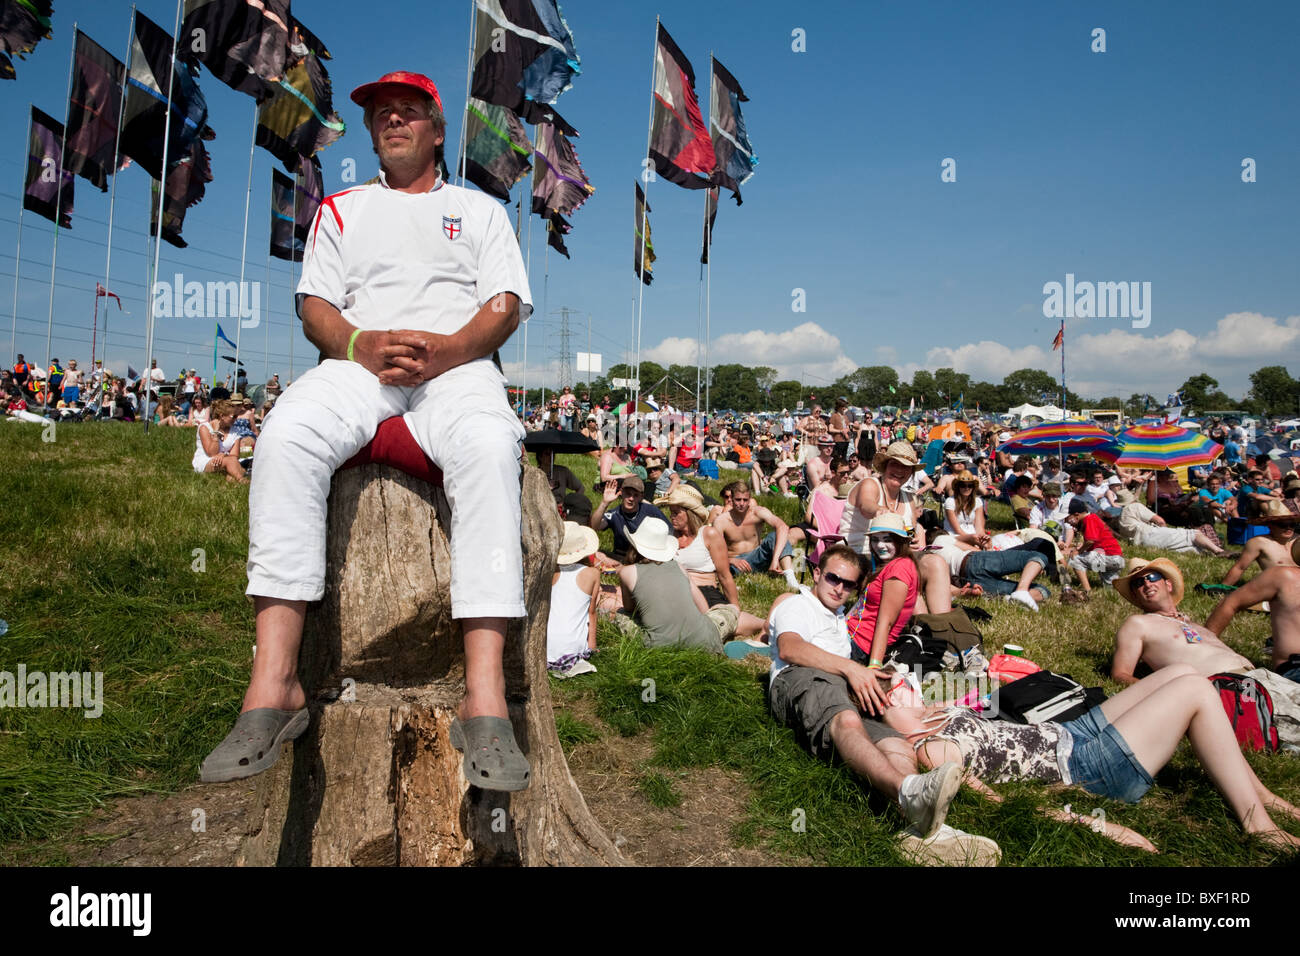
[0,421,1296,866]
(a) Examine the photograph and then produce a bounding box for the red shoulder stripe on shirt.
[310,187,365,250]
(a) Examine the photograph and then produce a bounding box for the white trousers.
[246,357,527,619]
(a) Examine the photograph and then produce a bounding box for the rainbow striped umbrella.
[997,419,1120,455]
[1092,423,1223,469]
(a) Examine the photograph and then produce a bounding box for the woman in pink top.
[845,513,919,667]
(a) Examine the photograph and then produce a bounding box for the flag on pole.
[215,323,238,349]
[180,0,290,102]
[294,154,322,244]
[149,137,212,248]
[24,104,74,228]
[255,22,345,169]
[700,185,718,264]
[120,11,213,181]
[648,23,715,191]
[708,57,756,204]
[1052,323,1064,350]
[469,0,580,123]
[460,97,532,201]
[269,168,300,261]
[64,30,125,192]
[0,0,54,81]
[96,282,122,308]
[531,112,592,259]
[634,181,654,285]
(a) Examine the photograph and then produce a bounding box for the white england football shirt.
[297,172,533,336]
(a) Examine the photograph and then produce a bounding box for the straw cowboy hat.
[654,485,710,521]
[557,521,599,565]
[1256,499,1299,523]
[867,512,910,538]
[1113,557,1185,608]
[953,471,980,488]
[873,440,924,473]
[624,517,678,562]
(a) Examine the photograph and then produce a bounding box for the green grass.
[1,425,1295,866]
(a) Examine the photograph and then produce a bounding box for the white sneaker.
[899,761,961,838]
[1006,590,1040,612]
[897,823,1002,867]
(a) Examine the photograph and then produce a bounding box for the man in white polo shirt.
[201,71,532,792]
[768,544,999,864]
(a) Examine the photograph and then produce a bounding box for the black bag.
[882,633,949,676]
[993,671,1106,724]
[887,608,986,676]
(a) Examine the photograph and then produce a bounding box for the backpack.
[992,671,1105,725]
[1208,673,1280,753]
[885,608,985,677]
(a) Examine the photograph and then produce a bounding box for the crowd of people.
[543,400,1300,863]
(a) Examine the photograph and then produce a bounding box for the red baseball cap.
[350,70,443,113]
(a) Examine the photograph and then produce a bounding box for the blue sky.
[2,0,1297,399]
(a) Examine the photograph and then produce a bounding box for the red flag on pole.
[1051,324,1064,351]
[96,282,122,308]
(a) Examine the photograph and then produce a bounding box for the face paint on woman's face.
[870,537,899,561]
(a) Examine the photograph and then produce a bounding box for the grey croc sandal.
[199,707,309,783]
[450,716,531,792]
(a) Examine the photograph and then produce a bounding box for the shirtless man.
[1111,558,1253,684]
[805,435,835,491]
[1221,503,1297,587]
[1206,539,1300,682]
[714,480,798,586]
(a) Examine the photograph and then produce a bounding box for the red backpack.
[1208,673,1280,753]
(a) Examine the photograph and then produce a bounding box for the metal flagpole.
[232,102,257,393]
[705,189,712,419]
[10,108,32,367]
[634,16,660,414]
[98,5,134,373]
[288,162,299,382]
[47,21,79,378]
[144,0,183,433]
[456,0,477,187]
[695,195,703,418]
[263,228,271,382]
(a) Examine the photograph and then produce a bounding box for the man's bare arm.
[1206,571,1278,637]
[1221,539,1260,587]
[1110,616,1146,684]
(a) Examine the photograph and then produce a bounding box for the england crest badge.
[442,215,462,240]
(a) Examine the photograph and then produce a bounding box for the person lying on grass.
[884,663,1300,853]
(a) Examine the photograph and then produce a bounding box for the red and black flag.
[470,0,581,126]
[64,29,124,192]
[708,57,757,204]
[24,104,73,228]
[531,113,592,259]
[700,186,718,265]
[648,23,714,191]
[180,0,289,102]
[150,136,212,248]
[634,182,654,285]
[120,11,213,181]
[255,21,345,169]
[0,0,54,81]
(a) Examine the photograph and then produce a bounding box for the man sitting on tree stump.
[200,70,533,792]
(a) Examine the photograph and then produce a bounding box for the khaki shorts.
[706,604,739,641]
[769,665,901,760]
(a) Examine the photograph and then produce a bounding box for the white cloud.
[642,321,858,383]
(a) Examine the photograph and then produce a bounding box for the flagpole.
[98,5,135,374]
[48,21,79,379]
[288,233,298,382]
[695,198,703,418]
[634,15,660,413]
[263,230,271,384]
[144,0,183,433]
[232,102,257,393]
[705,188,712,420]
[456,0,477,187]
[10,108,32,367]
[1059,318,1066,466]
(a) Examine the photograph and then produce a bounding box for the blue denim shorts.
[1059,706,1154,804]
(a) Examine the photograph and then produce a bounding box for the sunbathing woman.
[886,663,1300,852]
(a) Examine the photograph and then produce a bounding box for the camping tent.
[1007,403,1067,423]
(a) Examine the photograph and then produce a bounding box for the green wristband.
[346,328,363,362]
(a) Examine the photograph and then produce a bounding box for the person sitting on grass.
[1206,539,1300,685]
[767,544,1000,865]
[1113,494,1229,558]
[156,396,185,427]
[845,514,920,668]
[1063,497,1124,596]
[887,662,1300,852]
[713,481,798,586]
[191,399,248,483]
[943,472,988,548]
[591,474,667,567]
[615,517,738,653]
[805,434,836,491]
[547,522,601,678]
[1221,500,1297,586]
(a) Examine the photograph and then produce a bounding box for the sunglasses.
[821,570,861,590]
[1140,571,1165,584]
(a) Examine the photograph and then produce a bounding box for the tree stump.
[235,465,624,866]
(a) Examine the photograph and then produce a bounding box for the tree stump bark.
[235,464,624,866]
